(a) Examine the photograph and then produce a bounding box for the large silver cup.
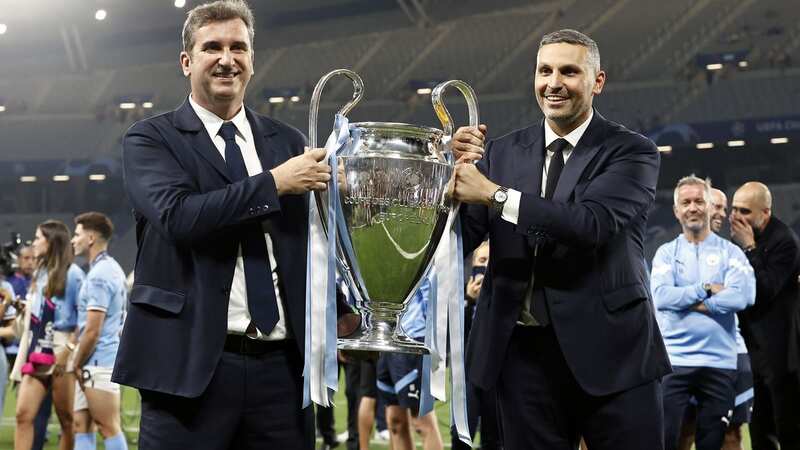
[309,69,479,354]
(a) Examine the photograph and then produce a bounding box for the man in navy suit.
[451,29,671,449]
[113,1,331,449]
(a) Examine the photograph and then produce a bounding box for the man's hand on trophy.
[453,162,498,205]
[452,124,487,163]
[270,147,332,195]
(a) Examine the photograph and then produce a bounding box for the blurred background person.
[2,244,54,450]
[11,220,84,450]
[0,282,16,412]
[651,176,755,450]
[730,181,800,449]
[377,276,442,450]
[70,212,128,450]
[677,187,756,450]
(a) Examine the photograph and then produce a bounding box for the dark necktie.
[219,122,279,334]
[530,138,570,326]
[544,138,569,200]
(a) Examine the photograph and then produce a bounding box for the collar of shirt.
[188,94,251,145]
[90,251,109,269]
[543,109,594,150]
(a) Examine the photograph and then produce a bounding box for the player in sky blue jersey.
[70,213,128,450]
[651,176,755,450]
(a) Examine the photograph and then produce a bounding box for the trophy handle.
[308,69,364,148]
[431,80,480,141]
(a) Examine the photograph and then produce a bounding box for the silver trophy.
[309,69,479,354]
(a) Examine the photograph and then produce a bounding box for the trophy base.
[338,325,429,355]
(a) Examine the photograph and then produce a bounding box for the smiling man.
[448,29,671,449]
[115,1,332,449]
[651,176,754,450]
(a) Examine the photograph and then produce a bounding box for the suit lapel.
[173,98,231,183]
[553,112,607,202]
[514,122,545,195]
[246,107,280,171]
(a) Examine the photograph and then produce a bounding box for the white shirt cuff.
[501,189,522,225]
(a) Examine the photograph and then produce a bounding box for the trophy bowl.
[309,70,478,354]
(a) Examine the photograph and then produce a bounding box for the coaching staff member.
[450,29,671,449]
[114,1,331,449]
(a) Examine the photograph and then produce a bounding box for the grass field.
[0,378,757,449]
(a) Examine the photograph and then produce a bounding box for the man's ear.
[180,51,191,77]
[592,70,606,95]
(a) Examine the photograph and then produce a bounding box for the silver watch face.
[494,190,508,203]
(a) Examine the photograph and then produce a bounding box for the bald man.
[710,189,727,235]
[731,181,800,449]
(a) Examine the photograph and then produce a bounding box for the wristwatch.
[702,283,712,299]
[490,186,509,214]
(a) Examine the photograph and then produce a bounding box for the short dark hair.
[75,212,114,241]
[539,29,601,74]
[182,0,255,54]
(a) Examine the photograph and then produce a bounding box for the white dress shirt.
[189,95,287,341]
[501,110,594,224]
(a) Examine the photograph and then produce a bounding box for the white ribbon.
[303,114,351,407]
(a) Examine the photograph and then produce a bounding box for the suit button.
[263,204,269,209]
[255,206,262,212]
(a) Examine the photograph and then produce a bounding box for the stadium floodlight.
[268,96,285,104]
[290,96,300,103]
[119,102,136,109]
[95,9,107,21]
[89,174,107,181]
[20,176,37,183]
[174,0,186,7]
[0,24,7,35]
[416,88,432,95]
[657,146,672,153]
[142,102,154,109]
[706,63,723,71]
[738,61,748,68]
[770,137,789,144]
[53,175,70,182]
[727,140,745,147]
[696,142,714,149]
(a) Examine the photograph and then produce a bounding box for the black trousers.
[750,372,800,450]
[316,405,336,445]
[662,366,736,450]
[497,326,664,450]
[450,382,501,450]
[138,344,313,450]
[344,360,361,450]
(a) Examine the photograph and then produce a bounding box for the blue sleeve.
[704,246,757,315]
[65,265,85,328]
[650,245,705,311]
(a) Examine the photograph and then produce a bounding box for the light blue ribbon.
[450,218,471,444]
[419,269,438,416]
[303,113,351,407]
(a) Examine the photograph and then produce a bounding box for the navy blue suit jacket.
[113,99,309,398]
[462,111,672,396]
